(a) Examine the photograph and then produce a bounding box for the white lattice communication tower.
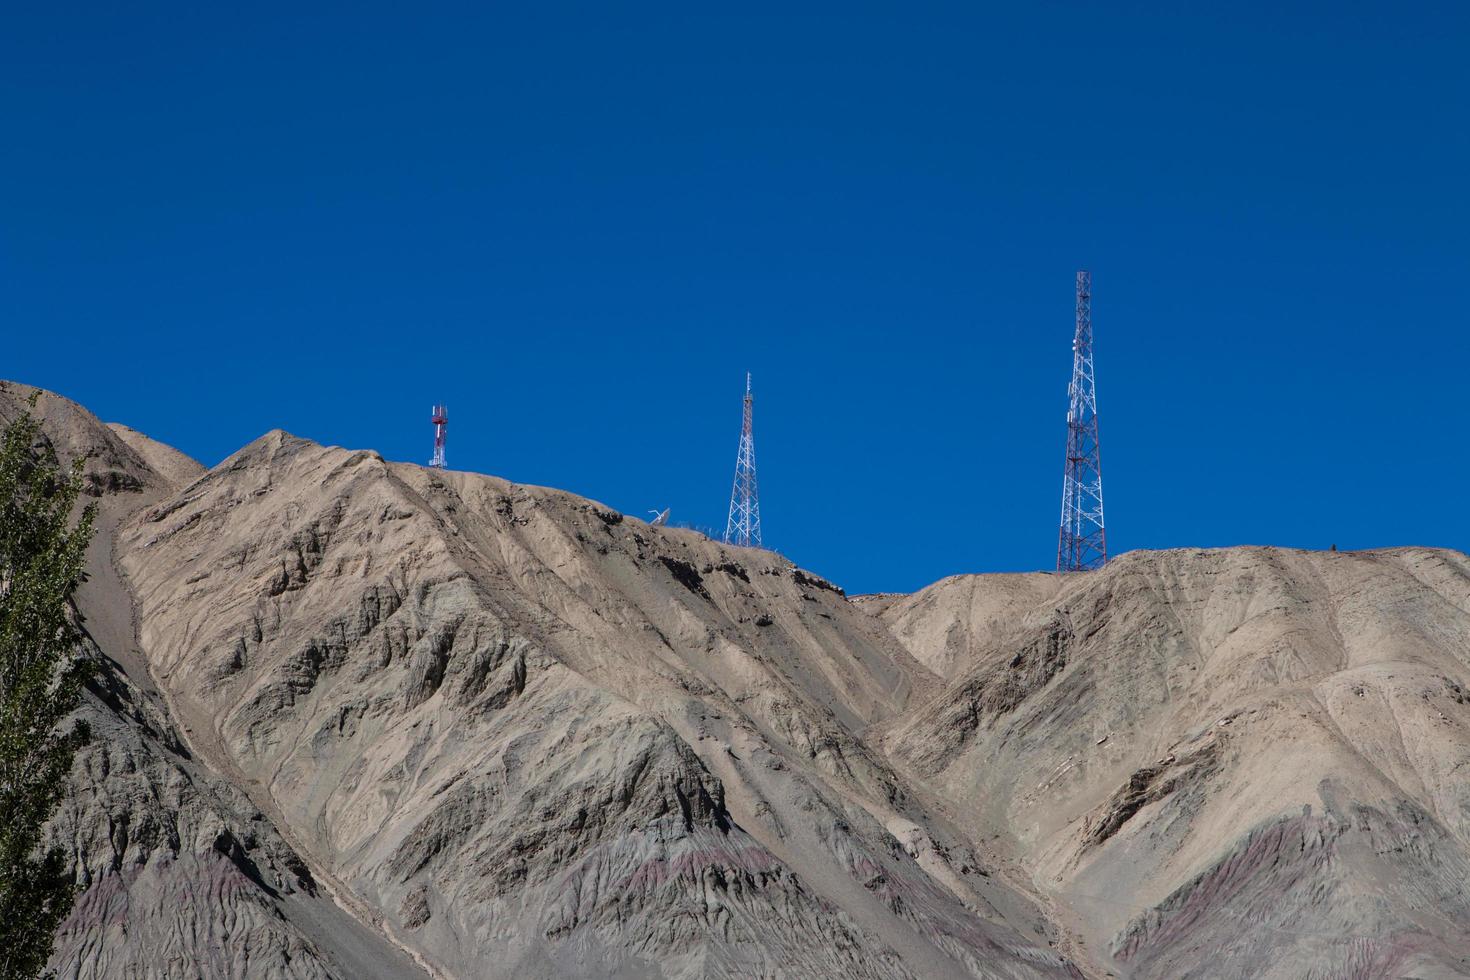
[724,373,762,548]
[1057,271,1107,571]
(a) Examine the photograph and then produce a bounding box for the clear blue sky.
[4,3,1467,594]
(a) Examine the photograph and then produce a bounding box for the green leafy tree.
[0,400,96,980]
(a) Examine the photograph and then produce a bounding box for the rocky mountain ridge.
[11,380,1470,979]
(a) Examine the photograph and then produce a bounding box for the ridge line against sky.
[3,2,1466,594]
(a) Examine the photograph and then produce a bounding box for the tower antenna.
[1057,271,1107,571]
[429,404,448,469]
[724,373,762,548]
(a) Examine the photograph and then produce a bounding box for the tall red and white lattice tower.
[1057,271,1107,571]
[724,373,762,548]
[429,404,448,469]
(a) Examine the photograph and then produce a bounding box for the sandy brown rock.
[106,421,207,488]
[882,547,1470,978]
[871,573,1065,680]
[0,384,423,980]
[15,378,1470,978]
[115,430,1072,979]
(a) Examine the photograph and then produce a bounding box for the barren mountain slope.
[881,548,1470,979]
[106,421,208,487]
[115,429,1076,979]
[871,574,1065,680]
[20,377,1470,980]
[0,384,425,980]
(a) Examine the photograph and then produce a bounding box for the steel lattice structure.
[724,373,762,548]
[429,404,448,469]
[1057,271,1107,571]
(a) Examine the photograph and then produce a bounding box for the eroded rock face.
[48,656,338,980]
[1,384,418,980]
[19,378,1470,979]
[881,547,1470,979]
[111,429,1072,980]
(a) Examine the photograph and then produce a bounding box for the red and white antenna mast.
[1057,271,1107,571]
[724,373,762,548]
[429,404,448,469]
